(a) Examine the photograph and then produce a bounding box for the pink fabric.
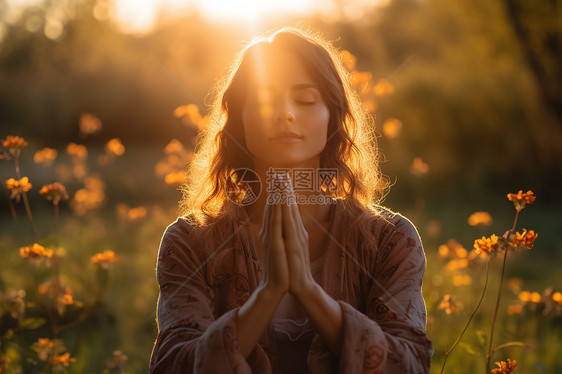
[149,199,433,373]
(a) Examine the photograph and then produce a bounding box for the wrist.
[291,276,318,301]
[259,283,286,303]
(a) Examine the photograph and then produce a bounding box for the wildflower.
[91,250,119,268]
[410,157,429,176]
[20,243,54,260]
[518,291,541,303]
[5,176,32,202]
[174,103,202,124]
[165,171,186,185]
[373,78,395,96]
[506,278,523,293]
[446,259,468,272]
[108,350,128,370]
[105,138,125,156]
[39,182,69,205]
[33,147,58,166]
[49,352,76,370]
[127,206,147,220]
[340,49,357,71]
[164,139,184,154]
[553,292,562,305]
[491,358,517,373]
[507,190,535,211]
[56,293,74,315]
[2,135,28,157]
[507,305,523,315]
[468,211,493,227]
[474,234,499,255]
[32,338,56,360]
[510,229,538,249]
[453,274,472,286]
[438,294,459,314]
[438,244,450,258]
[79,112,102,135]
[382,118,402,139]
[66,142,88,158]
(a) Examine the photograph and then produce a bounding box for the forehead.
[248,51,315,89]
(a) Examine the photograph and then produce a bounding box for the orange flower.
[410,157,429,176]
[438,294,459,314]
[0,148,11,160]
[33,147,58,166]
[518,291,541,303]
[79,112,102,135]
[507,190,535,211]
[49,352,76,369]
[507,305,523,315]
[5,176,32,202]
[32,338,56,360]
[2,136,28,157]
[468,211,493,227]
[339,49,357,71]
[91,250,119,267]
[20,243,54,260]
[510,229,538,249]
[108,350,128,370]
[474,234,499,255]
[491,358,517,373]
[39,182,69,205]
[105,138,125,156]
[66,142,87,158]
[382,118,402,139]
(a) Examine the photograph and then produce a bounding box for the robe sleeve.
[149,219,271,374]
[336,214,433,373]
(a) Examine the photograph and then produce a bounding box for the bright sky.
[5,0,381,34]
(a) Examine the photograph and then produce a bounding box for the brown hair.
[179,26,388,227]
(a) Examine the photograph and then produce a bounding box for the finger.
[258,198,270,238]
[272,197,283,241]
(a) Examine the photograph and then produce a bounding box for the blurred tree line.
[0,0,561,203]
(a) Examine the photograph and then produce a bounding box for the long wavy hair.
[179,26,389,229]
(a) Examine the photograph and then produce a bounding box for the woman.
[149,26,433,373]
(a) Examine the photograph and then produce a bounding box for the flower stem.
[0,178,18,220]
[486,247,509,372]
[440,258,490,374]
[22,191,39,239]
[54,202,59,245]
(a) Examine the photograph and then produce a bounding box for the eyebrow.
[249,83,318,91]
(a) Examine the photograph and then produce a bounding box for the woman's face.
[241,52,330,168]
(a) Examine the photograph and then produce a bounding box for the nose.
[273,95,295,124]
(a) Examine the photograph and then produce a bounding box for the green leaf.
[20,317,46,330]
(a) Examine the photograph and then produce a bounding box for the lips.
[271,131,303,140]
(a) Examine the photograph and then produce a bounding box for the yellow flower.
[5,176,32,202]
[39,182,69,205]
[20,243,54,259]
[33,147,58,166]
[507,190,535,211]
[105,138,125,156]
[491,358,517,373]
[474,234,499,255]
[468,211,493,226]
[91,250,119,267]
[2,135,28,157]
[66,142,88,158]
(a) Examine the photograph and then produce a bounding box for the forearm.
[237,284,284,358]
[295,282,343,356]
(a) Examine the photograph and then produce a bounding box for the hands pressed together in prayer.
[238,172,343,359]
[258,172,315,299]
